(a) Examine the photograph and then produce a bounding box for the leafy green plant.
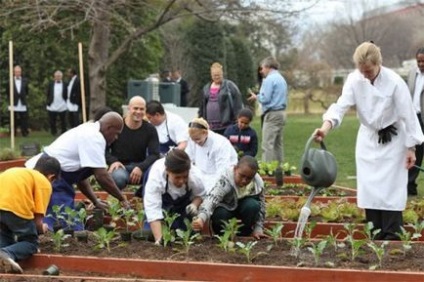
[236,241,258,263]
[282,162,297,176]
[324,228,345,253]
[63,206,79,230]
[175,218,200,254]
[265,223,284,246]
[343,223,366,262]
[214,218,242,252]
[307,240,327,266]
[0,148,19,161]
[363,221,381,241]
[367,240,388,270]
[107,197,122,227]
[51,229,70,252]
[289,236,307,259]
[93,227,116,252]
[120,207,136,233]
[410,220,424,238]
[76,208,88,231]
[258,160,280,176]
[48,204,65,230]
[395,226,421,257]
[162,210,178,247]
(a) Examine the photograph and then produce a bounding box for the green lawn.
[2,114,423,196]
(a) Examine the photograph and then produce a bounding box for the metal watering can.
[299,135,337,188]
[293,135,338,241]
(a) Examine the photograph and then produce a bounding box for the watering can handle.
[304,135,327,152]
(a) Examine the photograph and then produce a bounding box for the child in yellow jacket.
[0,156,60,274]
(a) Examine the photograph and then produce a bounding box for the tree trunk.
[303,89,311,114]
[88,7,110,119]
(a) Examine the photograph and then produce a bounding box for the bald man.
[26,111,129,230]
[106,96,160,196]
[46,70,68,136]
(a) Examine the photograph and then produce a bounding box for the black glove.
[377,124,397,144]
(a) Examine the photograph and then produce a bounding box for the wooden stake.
[78,43,87,122]
[9,41,15,150]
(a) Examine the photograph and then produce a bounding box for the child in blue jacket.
[224,108,258,157]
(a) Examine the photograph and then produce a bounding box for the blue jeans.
[111,164,138,190]
[0,210,38,261]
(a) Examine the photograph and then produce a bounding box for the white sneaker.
[0,250,23,274]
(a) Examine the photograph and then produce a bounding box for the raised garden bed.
[0,157,26,171]
[17,252,424,282]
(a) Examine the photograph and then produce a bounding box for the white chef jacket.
[155,111,188,145]
[324,67,424,211]
[185,130,238,192]
[143,158,206,222]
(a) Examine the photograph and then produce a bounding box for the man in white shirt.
[407,47,424,196]
[25,112,130,230]
[8,65,30,137]
[46,70,67,136]
[145,100,188,155]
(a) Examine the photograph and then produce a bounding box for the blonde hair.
[353,42,382,66]
[210,62,223,71]
[188,117,209,139]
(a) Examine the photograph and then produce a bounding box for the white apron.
[324,67,424,211]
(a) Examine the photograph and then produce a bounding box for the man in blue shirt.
[248,57,288,164]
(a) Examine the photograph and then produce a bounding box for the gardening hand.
[185,203,198,216]
[191,217,204,232]
[377,124,397,144]
[247,89,257,102]
[108,161,124,173]
[252,231,268,240]
[129,167,143,185]
[94,200,109,212]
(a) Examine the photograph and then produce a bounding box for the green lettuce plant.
[307,240,327,266]
[93,227,116,252]
[162,210,178,247]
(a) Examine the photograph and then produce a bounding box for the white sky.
[298,0,406,26]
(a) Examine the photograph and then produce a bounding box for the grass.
[1,114,423,196]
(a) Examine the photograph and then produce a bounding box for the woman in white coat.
[313,42,424,240]
[185,117,238,192]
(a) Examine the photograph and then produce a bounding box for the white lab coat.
[143,158,206,222]
[185,130,238,192]
[324,67,424,211]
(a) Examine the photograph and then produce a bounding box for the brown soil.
[35,231,424,271]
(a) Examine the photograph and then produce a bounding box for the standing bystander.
[172,69,190,107]
[66,68,82,128]
[407,47,424,196]
[46,70,68,135]
[312,42,424,240]
[8,65,30,137]
[248,57,288,164]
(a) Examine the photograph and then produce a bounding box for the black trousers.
[365,209,403,240]
[48,111,67,135]
[407,113,424,195]
[68,111,80,128]
[13,111,29,136]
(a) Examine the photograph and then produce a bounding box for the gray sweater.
[198,168,265,234]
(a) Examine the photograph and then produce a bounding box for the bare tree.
[318,0,424,68]
[1,0,315,116]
